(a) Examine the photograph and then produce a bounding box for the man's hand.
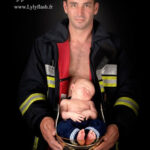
[40,117,63,150]
[95,124,119,150]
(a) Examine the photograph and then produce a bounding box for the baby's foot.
[85,130,96,145]
[77,129,85,145]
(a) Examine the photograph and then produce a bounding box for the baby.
[57,78,106,145]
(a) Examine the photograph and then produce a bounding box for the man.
[18,0,139,150]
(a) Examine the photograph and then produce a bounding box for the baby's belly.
[69,105,88,113]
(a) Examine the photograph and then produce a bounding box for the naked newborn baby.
[57,78,106,145]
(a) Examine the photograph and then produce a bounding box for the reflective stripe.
[114,97,139,115]
[19,93,46,115]
[102,76,117,87]
[45,64,55,76]
[96,64,117,80]
[85,126,100,138]
[33,136,39,150]
[96,64,117,89]
[99,76,117,92]
[70,128,80,144]
[99,80,105,93]
[47,76,55,88]
[115,141,119,150]
[101,64,117,75]
[96,69,102,80]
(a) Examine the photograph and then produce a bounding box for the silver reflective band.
[114,97,139,115]
[96,69,102,80]
[33,136,39,150]
[70,128,80,144]
[101,64,117,75]
[19,93,46,115]
[45,64,55,76]
[85,126,100,138]
[102,76,117,87]
[96,64,117,80]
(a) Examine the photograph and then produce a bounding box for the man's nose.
[77,6,84,17]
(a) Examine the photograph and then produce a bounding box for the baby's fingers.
[79,116,85,121]
[76,119,82,123]
[79,114,86,119]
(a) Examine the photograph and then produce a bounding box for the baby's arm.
[60,100,69,120]
[82,101,97,120]
[60,100,85,122]
[89,101,98,119]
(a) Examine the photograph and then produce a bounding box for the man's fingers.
[47,137,63,150]
[45,134,63,150]
[40,117,63,150]
[101,135,108,142]
[95,141,107,150]
[95,128,119,150]
[52,129,56,136]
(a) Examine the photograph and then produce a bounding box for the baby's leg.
[76,129,85,145]
[84,119,106,145]
[85,130,96,145]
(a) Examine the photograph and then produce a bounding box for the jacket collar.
[42,18,118,62]
[42,18,110,43]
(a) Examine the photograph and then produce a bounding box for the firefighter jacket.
[18,19,139,150]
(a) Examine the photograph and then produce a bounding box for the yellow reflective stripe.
[102,76,117,80]
[19,93,46,115]
[103,82,117,87]
[102,76,117,87]
[114,97,139,115]
[33,136,39,150]
[99,81,105,93]
[115,141,119,150]
[47,76,55,88]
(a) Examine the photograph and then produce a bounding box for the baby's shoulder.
[88,100,94,105]
[60,99,69,105]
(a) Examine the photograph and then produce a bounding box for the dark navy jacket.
[18,19,139,150]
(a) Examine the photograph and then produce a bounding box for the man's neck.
[68,24,93,43]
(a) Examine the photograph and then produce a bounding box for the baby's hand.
[81,110,91,120]
[70,112,85,122]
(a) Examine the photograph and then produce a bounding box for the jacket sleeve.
[18,39,52,136]
[109,49,140,138]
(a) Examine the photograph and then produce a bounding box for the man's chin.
[72,23,88,30]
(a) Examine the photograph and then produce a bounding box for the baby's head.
[70,78,95,101]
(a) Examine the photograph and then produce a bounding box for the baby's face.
[73,80,95,101]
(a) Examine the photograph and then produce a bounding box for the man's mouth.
[75,17,85,22]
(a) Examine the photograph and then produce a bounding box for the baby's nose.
[83,88,90,95]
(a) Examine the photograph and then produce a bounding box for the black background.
[9,0,147,149]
